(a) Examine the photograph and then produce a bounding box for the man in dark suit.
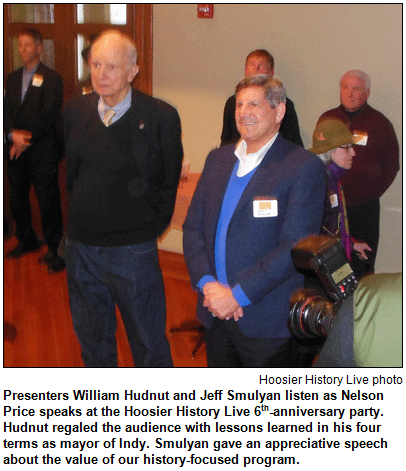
[4,28,65,272]
[220,49,303,147]
[64,30,183,367]
[183,75,325,367]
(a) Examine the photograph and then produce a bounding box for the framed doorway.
[3,4,152,99]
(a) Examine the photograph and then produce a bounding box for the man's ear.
[128,64,139,83]
[365,88,371,100]
[275,102,286,124]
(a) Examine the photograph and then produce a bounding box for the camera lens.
[289,288,335,339]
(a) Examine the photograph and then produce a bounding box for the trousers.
[347,199,380,278]
[7,157,63,249]
[205,317,293,368]
[66,239,173,368]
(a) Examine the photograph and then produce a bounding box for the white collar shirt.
[234,133,279,177]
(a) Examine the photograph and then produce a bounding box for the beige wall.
[153,4,402,274]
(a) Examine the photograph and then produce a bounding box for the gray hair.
[317,150,334,166]
[92,29,138,65]
[340,70,370,90]
[235,74,286,108]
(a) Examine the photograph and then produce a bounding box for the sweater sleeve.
[373,117,399,198]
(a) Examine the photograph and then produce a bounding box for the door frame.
[3,4,152,99]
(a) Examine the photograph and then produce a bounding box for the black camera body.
[291,235,358,301]
[288,236,357,339]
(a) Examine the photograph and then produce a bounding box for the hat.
[308,119,359,154]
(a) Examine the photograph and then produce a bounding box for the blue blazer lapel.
[232,134,288,218]
[10,69,24,110]
[21,62,44,107]
[205,147,238,244]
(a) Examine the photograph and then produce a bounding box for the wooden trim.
[4,241,204,367]
[4,4,153,99]
[3,5,11,78]
[132,4,153,95]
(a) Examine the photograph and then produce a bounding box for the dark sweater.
[317,104,399,206]
[67,110,157,246]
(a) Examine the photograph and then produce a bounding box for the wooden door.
[3,4,152,99]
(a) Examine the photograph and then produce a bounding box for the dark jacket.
[4,61,63,165]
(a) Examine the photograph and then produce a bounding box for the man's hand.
[353,241,372,260]
[203,282,243,321]
[10,130,32,159]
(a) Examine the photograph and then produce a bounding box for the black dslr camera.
[288,236,358,339]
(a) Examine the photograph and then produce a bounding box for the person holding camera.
[314,272,402,368]
[308,119,371,263]
[290,119,371,367]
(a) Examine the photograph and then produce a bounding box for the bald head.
[90,30,139,107]
[91,30,138,66]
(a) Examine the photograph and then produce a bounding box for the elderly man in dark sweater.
[64,30,183,367]
[317,70,399,278]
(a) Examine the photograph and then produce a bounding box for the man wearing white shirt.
[183,75,326,367]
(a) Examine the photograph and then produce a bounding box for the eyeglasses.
[339,144,353,150]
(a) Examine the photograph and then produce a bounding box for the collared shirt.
[97,87,132,125]
[234,133,279,177]
[21,63,40,103]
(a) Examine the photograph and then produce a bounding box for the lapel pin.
[139,121,145,130]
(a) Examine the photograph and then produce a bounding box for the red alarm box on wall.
[197,4,214,19]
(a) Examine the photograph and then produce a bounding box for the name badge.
[330,193,339,208]
[353,131,368,146]
[32,74,43,87]
[82,86,93,95]
[253,198,278,218]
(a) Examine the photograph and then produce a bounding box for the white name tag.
[32,74,43,87]
[330,193,339,208]
[253,198,278,218]
[354,132,368,146]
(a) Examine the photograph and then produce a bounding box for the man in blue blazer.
[4,29,65,272]
[183,75,326,367]
[64,30,183,367]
